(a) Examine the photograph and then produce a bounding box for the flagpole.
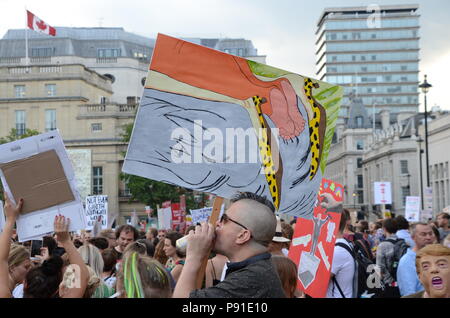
[25,7,29,67]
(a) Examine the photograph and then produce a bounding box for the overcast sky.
[1,0,449,110]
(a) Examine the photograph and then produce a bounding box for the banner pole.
[195,196,224,289]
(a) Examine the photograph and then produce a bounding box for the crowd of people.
[1,191,449,298]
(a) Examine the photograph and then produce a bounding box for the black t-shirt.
[112,247,123,260]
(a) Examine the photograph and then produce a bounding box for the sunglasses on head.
[220,214,248,230]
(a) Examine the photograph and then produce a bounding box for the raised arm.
[173,223,215,298]
[0,194,23,298]
[54,215,89,298]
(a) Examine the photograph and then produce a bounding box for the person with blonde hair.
[115,251,172,298]
[78,244,114,298]
[403,244,450,298]
[1,193,89,298]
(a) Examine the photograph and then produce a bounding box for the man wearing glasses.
[173,192,286,298]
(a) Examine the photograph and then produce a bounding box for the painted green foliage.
[246,59,343,175]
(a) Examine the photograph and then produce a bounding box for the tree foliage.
[0,128,41,201]
[120,123,201,211]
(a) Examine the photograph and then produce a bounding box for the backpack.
[334,241,381,298]
[384,238,408,281]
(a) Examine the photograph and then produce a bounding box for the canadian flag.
[27,10,56,36]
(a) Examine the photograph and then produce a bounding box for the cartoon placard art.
[123,34,342,219]
[288,178,344,298]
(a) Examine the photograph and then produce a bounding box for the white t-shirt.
[326,238,355,298]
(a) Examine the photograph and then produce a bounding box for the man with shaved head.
[173,192,286,298]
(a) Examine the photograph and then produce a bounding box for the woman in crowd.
[1,194,89,298]
[78,243,115,298]
[115,251,172,298]
[163,231,185,282]
[271,255,302,298]
[101,248,118,289]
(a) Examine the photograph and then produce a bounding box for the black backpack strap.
[332,276,346,298]
[335,242,355,258]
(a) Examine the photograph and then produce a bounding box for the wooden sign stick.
[195,196,224,289]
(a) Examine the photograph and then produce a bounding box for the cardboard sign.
[0,131,86,242]
[85,195,108,230]
[422,187,433,221]
[405,196,420,222]
[374,182,392,204]
[288,179,343,298]
[0,150,75,215]
[122,33,342,219]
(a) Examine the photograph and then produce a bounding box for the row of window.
[324,29,418,42]
[222,48,248,57]
[13,110,103,136]
[326,73,418,85]
[326,40,419,52]
[324,51,418,63]
[326,62,417,74]
[324,17,419,30]
[341,95,418,107]
[14,84,56,98]
[342,84,418,95]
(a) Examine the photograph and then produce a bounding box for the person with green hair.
[115,251,172,298]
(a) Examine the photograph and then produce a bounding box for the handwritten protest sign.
[190,207,213,224]
[405,196,420,222]
[85,195,108,230]
[288,178,343,298]
[190,205,225,225]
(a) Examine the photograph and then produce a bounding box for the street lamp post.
[419,75,432,187]
[416,137,425,210]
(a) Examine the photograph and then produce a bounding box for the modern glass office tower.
[316,5,420,126]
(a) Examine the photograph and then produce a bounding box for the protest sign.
[171,202,182,231]
[122,33,342,219]
[422,187,433,221]
[374,182,392,204]
[190,207,213,224]
[67,149,91,202]
[0,131,86,241]
[190,204,225,225]
[288,178,343,298]
[85,195,108,230]
[405,196,420,222]
[158,201,172,230]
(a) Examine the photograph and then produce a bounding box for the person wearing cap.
[268,217,291,256]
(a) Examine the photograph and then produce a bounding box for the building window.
[45,84,56,97]
[100,96,107,104]
[400,160,409,174]
[97,48,121,58]
[357,175,363,188]
[355,116,363,128]
[91,123,102,132]
[15,110,26,136]
[402,186,411,206]
[127,96,137,105]
[356,140,364,150]
[357,158,363,168]
[31,47,55,57]
[92,167,103,195]
[45,109,56,132]
[14,85,26,98]
[237,48,244,56]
